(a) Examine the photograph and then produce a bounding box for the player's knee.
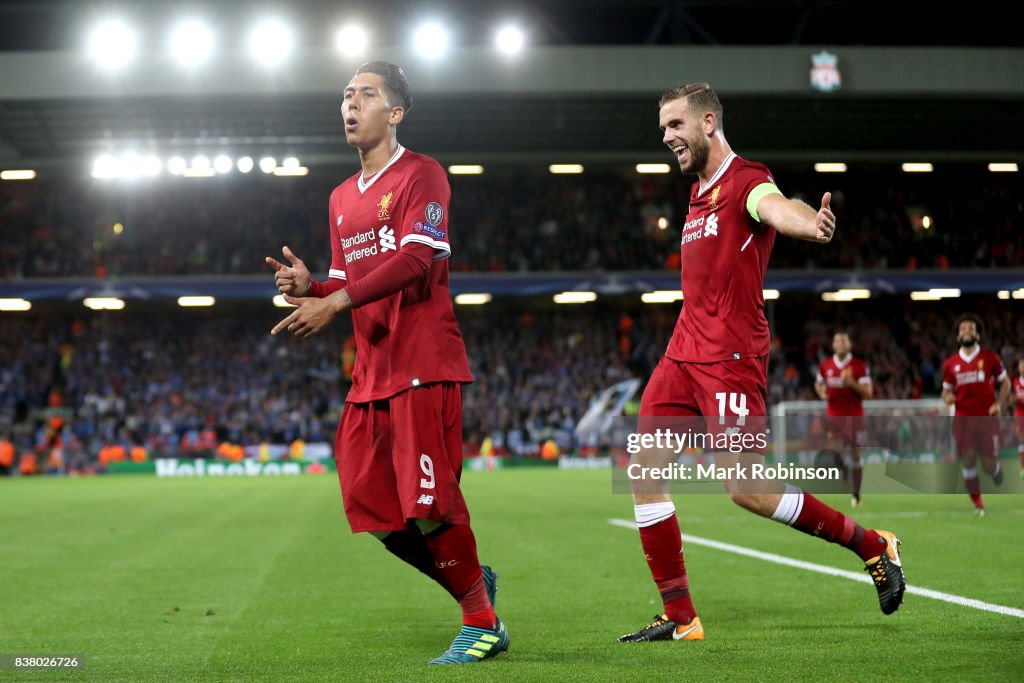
[726,487,757,511]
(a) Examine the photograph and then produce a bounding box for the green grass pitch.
[2,469,1023,681]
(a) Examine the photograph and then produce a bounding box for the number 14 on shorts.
[716,392,749,425]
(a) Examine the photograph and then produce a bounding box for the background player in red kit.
[266,62,508,665]
[620,83,905,643]
[815,331,872,506]
[942,315,1010,516]
[1013,358,1024,476]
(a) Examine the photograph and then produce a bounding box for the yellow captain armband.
[746,182,783,223]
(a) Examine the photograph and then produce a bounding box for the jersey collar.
[958,346,981,363]
[833,354,852,369]
[357,144,406,194]
[697,151,737,197]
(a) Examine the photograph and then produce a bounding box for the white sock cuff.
[770,484,805,526]
[634,502,676,528]
[962,466,978,479]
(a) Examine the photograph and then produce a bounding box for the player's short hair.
[354,61,413,113]
[658,82,723,126]
[955,313,983,335]
[833,330,851,339]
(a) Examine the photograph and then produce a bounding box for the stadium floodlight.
[169,19,215,68]
[910,288,960,301]
[259,156,277,174]
[87,19,138,71]
[814,163,847,173]
[549,164,584,174]
[335,24,368,57]
[657,217,669,230]
[1011,289,1024,300]
[821,289,871,302]
[495,25,525,55]
[273,166,309,176]
[141,155,161,177]
[636,163,671,174]
[412,22,449,60]
[454,293,492,305]
[901,162,933,173]
[237,156,254,173]
[282,156,300,168]
[921,215,932,230]
[91,154,116,179]
[448,165,484,175]
[113,222,124,235]
[0,170,36,181]
[0,298,32,311]
[167,156,187,175]
[191,155,211,171]
[988,163,1018,172]
[273,294,296,308]
[553,291,597,304]
[641,290,684,304]
[249,18,294,67]
[763,289,781,300]
[83,297,126,310]
[213,155,233,174]
[177,296,216,307]
[998,290,1010,300]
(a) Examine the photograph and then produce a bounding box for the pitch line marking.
[609,518,1024,619]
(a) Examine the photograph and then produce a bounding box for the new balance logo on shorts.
[416,494,434,505]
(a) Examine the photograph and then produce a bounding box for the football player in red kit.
[1013,358,1024,477]
[942,315,1010,516]
[619,83,905,644]
[268,62,507,664]
[815,331,872,507]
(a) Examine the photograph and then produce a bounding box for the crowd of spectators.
[3,168,1021,278]
[3,297,1023,471]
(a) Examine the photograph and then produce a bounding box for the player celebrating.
[620,83,905,644]
[941,315,1009,515]
[814,331,872,507]
[267,62,508,665]
[1013,358,1024,477]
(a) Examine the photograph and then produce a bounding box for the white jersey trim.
[328,268,347,280]
[958,346,981,363]
[401,233,451,260]
[833,354,852,370]
[697,151,737,197]
[357,145,406,194]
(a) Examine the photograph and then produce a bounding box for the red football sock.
[772,486,885,562]
[380,523,455,598]
[635,504,696,624]
[424,524,496,629]
[964,475,983,509]
[852,463,863,498]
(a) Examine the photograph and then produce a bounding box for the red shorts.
[951,416,1000,459]
[334,382,469,533]
[639,355,769,453]
[823,415,867,448]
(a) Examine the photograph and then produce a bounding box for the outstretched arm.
[757,191,835,243]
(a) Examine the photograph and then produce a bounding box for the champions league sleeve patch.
[424,202,444,226]
[414,221,447,241]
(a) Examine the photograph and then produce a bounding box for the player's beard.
[679,133,711,175]
[958,335,978,349]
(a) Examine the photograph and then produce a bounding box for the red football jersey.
[327,145,472,402]
[817,354,870,416]
[942,347,1006,417]
[1014,375,1024,416]
[666,153,778,363]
